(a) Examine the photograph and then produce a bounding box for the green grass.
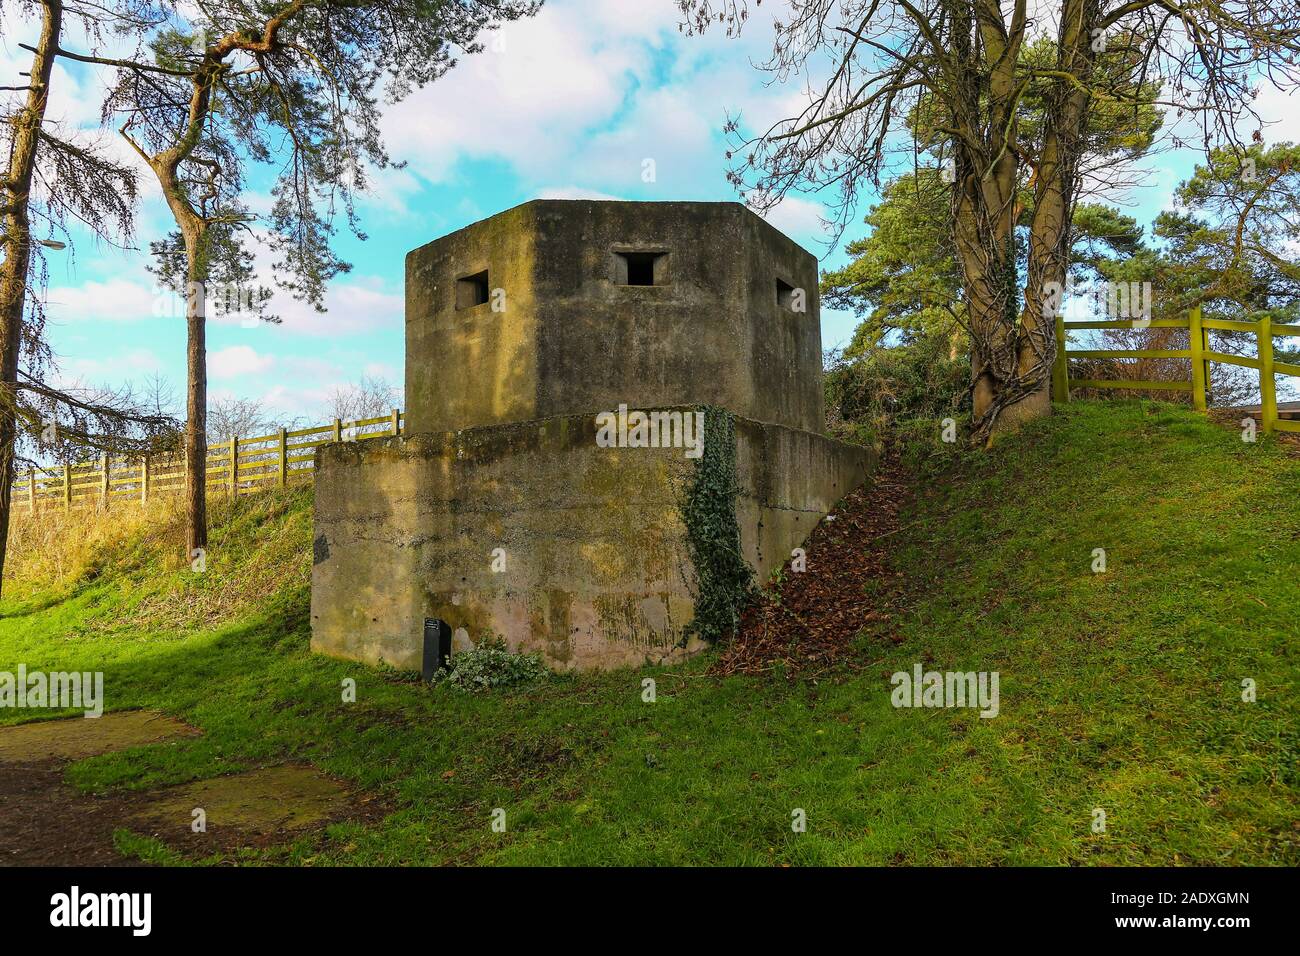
[2,400,1297,865]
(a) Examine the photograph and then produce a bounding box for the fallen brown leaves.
[712,451,914,678]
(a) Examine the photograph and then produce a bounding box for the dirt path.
[0,759,149,866]
[0,710,197,866]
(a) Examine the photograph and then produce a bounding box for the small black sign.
[422,618,452,680]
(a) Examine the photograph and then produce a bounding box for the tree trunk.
[948,2,1050,442]
[183,229,207,557]
[957,149,1023,434]
[0,0,61,597]
[145,64,220,562]
[151,151,211,559]
[1019,0,1098,430]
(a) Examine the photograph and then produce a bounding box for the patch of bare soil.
[0,759,147,866]
[0,710,203,866]
[0,713,384,864]
[713,450,914,677]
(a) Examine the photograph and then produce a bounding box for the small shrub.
[824,334,970,450]
[437,636,547,692]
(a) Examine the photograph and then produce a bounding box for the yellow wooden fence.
[1051,305,1300,434]
[11,409,403,515]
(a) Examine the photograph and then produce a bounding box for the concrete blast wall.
[310,410,874,671]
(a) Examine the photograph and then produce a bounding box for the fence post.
[100,453,110,508]
[332,418,342,443]
[63,463,70,512]
[278,428,288,487]
[1257,316,1276,435]
[141,455,150,505]
[1188,304,1207,412]
[390,408,401,437]
[1051,313,1069,402]
[228,435,238,499]
[27,467,35,513]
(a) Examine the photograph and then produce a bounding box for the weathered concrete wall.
[310,409,874,671]
[316,200,871,674]
[733,419,876,582]
[405,204,541,436]
[404,200,825,436]
[311,412,705,672]
[739,211,826,438]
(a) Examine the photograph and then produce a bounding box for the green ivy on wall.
[678,406,753,643]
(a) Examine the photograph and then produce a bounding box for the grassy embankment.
[1,400,1296,865]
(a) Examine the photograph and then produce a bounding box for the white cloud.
[245,279,403,338]
[45,276,161,323]
[375,0,789,197]
[1255,82,1300,146]
[200,229,404,337]
[52,348,163,386]
[758,196,829,243]
[534,186,626,201]
[258,382,341,420]
[289,355,342,375]
[362,361,401,383]
[357,166,427,219]
[44,261,402,341]
[380,4,652,184]
[210,345,275,378]
[578,85,719,193]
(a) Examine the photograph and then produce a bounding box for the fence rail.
[1051,306,1300,434]
[12,309,1295,514]
[11,409,403,515]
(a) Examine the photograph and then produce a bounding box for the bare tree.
[206,395,270,444]
[16,374,176,464]
[682,0,1300,442]
[327,375,397,424]
[139,371,180,420]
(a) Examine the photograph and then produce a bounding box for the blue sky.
[5,0,1296,425]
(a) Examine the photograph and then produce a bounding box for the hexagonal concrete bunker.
[311,200,876,673]
[404,200,826,436]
